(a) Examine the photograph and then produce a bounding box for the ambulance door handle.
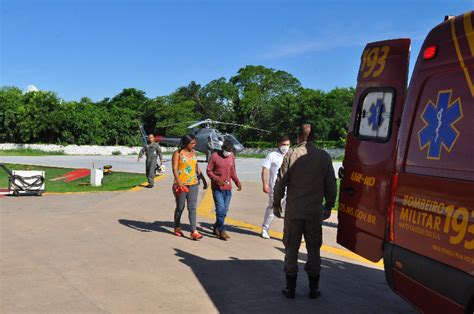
[343,186,356,196]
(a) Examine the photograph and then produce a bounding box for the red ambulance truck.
[337,12,474,313]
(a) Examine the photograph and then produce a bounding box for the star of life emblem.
[418,91,463,160]
[367,98,385,130]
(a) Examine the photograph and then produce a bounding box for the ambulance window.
[357,91,394,141]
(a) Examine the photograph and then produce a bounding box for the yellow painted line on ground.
[129,174,167,192]
[197,188,384,268]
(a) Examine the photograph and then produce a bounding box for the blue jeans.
[212,189,232,231]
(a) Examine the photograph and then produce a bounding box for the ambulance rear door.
[337,39,411,262]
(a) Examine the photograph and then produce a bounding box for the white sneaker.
[261,229,270,239]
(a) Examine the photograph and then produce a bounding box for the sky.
[1,0,472,101]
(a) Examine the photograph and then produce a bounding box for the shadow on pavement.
[134,183,149,188]
[322,220,337,229]
[118,219,223,236]
[199,221,261,238]
[119,218,281,241]
[118,219,176,235]
[174,248,412,313]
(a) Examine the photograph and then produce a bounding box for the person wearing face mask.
[206,140,242,240]
[260,135,291,239]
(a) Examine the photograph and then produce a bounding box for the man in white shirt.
[261,135,291,239]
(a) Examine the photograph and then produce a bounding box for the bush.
[317,140,341,149]
[112,150,121,156]
[337,130,348,148]
[243,141,275,149]
[245,140,345,149]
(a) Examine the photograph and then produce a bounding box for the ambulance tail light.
[388,172,399,243]
[423,45,438,60]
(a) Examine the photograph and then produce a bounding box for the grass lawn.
[237,153,266,159]
[0,148,65,156]
[335,179,341,211]
[0,164,148,193]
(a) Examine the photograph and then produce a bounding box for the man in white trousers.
[261,135,291,239]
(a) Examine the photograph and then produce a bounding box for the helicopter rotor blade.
[157,121,198,129]
[159,119,271,134]
[206,120,272,134]
[187,119,213,129]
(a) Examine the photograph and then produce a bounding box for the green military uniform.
[139,142,163,187]
[273,141,337,278]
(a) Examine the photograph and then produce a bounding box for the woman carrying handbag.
[172,134,208,240]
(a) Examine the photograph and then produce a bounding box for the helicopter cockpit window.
[224,134,239,144]
[207,134,224,150]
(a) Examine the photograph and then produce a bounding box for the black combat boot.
[308,274,321,299]
[281,274,297,299]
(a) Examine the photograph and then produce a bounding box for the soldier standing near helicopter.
[137,134,163,188]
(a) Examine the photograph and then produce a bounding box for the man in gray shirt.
[137,134,163,188]
[273,123,337,299]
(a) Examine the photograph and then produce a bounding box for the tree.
[155,91,200,137]
[297,88,330,140]
[108,88,148,111]
[141,96,165,135]
[0,67,354,147]
[15,90,64,143]
[200,78,237,123]
[230,65,301,140]
[59,97,107,145]
[324,87,354,141]
[268,92,300,140]
[0,87,24,142]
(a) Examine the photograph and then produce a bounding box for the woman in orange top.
[172,134,207,240]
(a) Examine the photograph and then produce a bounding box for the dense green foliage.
[0,66,354,147]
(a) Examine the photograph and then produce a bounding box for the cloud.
[26,84,39,92]
[265,40,347,58]
[264,30,427,59]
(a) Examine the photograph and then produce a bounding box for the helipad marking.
[129,174,167,192]
[197,188,383,268]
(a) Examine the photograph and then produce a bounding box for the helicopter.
[151,119,270,161]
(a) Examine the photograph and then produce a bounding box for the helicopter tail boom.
[155,136,181,146]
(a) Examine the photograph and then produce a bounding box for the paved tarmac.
[0,155,342,182]
[0,170,414,313]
